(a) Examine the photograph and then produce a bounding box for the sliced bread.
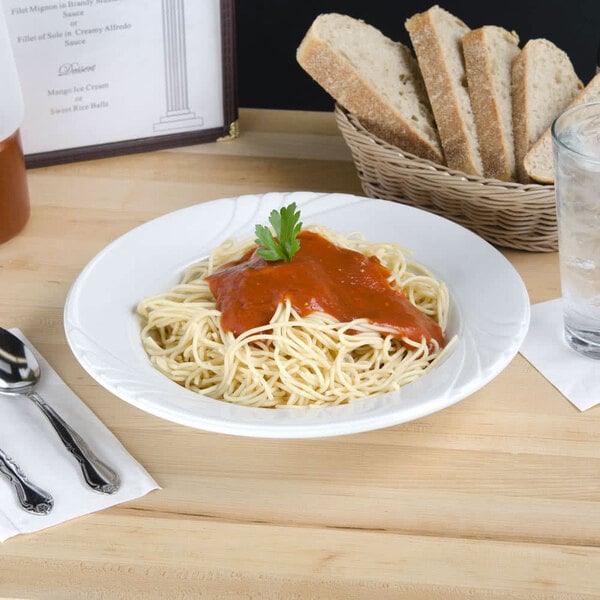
[511,38,583,183]
[296,13,443,163]
[462,26,520,181]
[405,5,483,176]
[524,73,600,183]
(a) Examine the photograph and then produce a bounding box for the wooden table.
[1,108,599,599]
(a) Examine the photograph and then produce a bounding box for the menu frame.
[5,0,238,168]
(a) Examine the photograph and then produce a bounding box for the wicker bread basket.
[335,104,558,252]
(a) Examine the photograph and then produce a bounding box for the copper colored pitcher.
[0,129,30,244]
[0,11,30,244]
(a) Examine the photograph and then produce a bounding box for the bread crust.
[297,15,443,163]
[463,27,519,181]
[405,6,483,175]
[511,48,530,182]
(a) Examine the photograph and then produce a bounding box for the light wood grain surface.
[1,108,599,600]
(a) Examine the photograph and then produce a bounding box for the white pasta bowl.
[64,191,530,438]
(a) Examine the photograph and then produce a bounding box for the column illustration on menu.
[154,0,203,132]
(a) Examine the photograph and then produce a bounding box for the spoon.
[0,327,120,494]
[0,447,53,514]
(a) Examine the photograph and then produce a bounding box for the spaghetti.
[137,225,451,408]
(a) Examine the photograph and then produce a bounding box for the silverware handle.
[0,449,54,514]
[29,391,120,494]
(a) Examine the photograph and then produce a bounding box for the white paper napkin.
[0,329,159,542]
[519,299,600,411]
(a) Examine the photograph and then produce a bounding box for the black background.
[235,1,600,111]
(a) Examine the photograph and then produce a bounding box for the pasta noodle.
[137,225,452,408]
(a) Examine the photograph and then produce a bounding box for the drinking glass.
[552,102,600,359]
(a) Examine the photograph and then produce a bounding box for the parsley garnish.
[254,202,302,262]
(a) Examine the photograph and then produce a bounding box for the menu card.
[2,0,237,166]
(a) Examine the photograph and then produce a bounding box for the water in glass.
[553,103,600,358]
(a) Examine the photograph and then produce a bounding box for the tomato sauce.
[207,230,445,348]
[0,130,30,244]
